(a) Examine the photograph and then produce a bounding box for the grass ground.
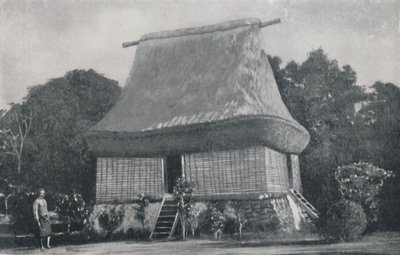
[0,232,399,255]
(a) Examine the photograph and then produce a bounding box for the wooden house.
[85,19,315,237]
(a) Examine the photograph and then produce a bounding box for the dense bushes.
[335,162,392,229]
[7,189,90,235]
[55,191,90,232]
[98,206,125,239]
[316,162,391,241]
[8,191,37,234]
[196,199,292,239]
[317,200,367,241]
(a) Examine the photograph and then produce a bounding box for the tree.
[270,50,400,231]
[0,69,121,200]
[270,49,367,210]
[356,82,400,230]
[0,105,34,175]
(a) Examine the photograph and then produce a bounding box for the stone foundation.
[194,196,311,235]
[86,202,161,238]
[87,196,312,240]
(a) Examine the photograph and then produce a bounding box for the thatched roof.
[86,18,309,156]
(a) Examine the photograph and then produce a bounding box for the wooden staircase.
[149,197,179,241]
[289,189,319,220]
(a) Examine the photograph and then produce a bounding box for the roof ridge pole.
[122,40,140,48]
[260,18,281,28]
[122,18,281,48]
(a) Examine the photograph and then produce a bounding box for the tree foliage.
[0,69,121,200]
[270,49,366,209]
[357,82,400,229]
[270,49,400,231]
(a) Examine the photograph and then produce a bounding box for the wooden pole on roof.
[122,40,140,48]
[260,18,281,28]
[122,18,281,48]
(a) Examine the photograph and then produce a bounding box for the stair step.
[155,227,172,230]
[156,221,174,224]
[158,215,176,219]
[161,207,177,211]
[152,232,170,235]
[156,223,174,227]
[161,208,177,211]
[163,201,176,204]
[160,209,177,213]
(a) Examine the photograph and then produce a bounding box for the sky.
[0,0,399,110]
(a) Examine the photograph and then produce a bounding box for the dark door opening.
[165,155,182,193]
[287,154,293,189]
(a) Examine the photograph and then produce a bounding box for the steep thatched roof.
[86,18,309,156]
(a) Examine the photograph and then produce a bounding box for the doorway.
[164,155,182,193]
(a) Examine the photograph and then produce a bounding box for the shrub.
[173,178,195,239]
[210,206,225,239]
[55,191,89,231]
[223,201,247,239]
[335,162,392,229]
[135,193,149,231]
[8,189,88,235]
[98,206,125,239]
[317,200,367,241]
[197,202,224,235]
[8,191,36,234]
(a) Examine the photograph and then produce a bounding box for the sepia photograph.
[0,0,399,254]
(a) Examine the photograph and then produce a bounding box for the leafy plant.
[136,192,149,232]
[98,206,125,239]
[55,190,88,232]
[210,206,225,240]
[335,162,392,228]
[173,177,195,239]
[317,200,367,242]
[187,203,200,237]
[8,191,36,234]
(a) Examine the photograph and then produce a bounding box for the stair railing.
[168,210,180,240]
[289,189,319,219]
[149,196,166,240]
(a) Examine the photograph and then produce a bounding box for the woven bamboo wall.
[96,157,163,203]
[183,147,289,195]
[264,148,289,193]
[290,154,302,192]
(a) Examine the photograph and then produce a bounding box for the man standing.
[32,188,52,249]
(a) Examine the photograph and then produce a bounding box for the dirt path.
[1,233,399,255]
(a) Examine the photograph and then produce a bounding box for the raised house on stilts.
[86,18,317,239]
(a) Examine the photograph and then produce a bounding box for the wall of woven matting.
[290,154,302,192]
[96,157,163,203]
[183,146,289,196]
